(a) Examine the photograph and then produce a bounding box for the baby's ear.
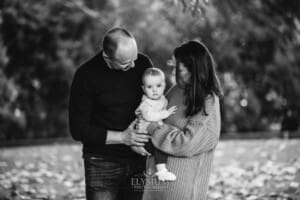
[141,85,145,92]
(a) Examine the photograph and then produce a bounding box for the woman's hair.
[173,40,223,117]
[142,67,165,85]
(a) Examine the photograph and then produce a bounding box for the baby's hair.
[142,68,165,84]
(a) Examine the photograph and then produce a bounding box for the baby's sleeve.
[139,102,169,122]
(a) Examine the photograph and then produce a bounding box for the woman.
[142,40,222,200]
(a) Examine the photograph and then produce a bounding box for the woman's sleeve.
[149,96,221,157]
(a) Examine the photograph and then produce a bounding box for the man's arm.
[69,71,150,146]
[68,69,108,145]
[106,128,150,146]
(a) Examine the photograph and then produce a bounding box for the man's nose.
[129,61,135,68]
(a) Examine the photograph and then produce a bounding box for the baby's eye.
[157,84,162,88]
[147,86,152,89]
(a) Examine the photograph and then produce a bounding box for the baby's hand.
[167,106,177,116]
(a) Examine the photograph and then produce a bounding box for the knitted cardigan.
[143,85,221,200]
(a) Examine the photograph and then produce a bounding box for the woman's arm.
[148,96,221,157]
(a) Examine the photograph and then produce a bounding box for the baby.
[135,67,177,181]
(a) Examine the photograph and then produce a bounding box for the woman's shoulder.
[189,93,220,122]
[165,85,182,98]
[206,93,219,106]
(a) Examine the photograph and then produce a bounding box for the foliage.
[168,0,300,132]
[0,0,99,139]
[0,140,299,199]
[0,0,299,139]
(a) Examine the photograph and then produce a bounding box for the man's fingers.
[131,146,151,156]
[136,134,151,139]
[129,120,137,129]
[142,150,151,156]
[136,148,151,156]
[133,142,145,146]
[133,133,150,139]
[135,138,149,143]
[134,135,150,143]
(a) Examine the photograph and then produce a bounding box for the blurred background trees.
[0,0,299,140]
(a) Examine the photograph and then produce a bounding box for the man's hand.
[134,117,149,134]
[131,146,151,156]
[121,121,150,146]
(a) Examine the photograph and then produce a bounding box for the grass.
[0,139,300,200]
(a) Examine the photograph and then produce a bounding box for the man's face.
[105,38,138,71]
[142,75,165,100]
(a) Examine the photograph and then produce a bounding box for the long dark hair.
[174,40,223,117]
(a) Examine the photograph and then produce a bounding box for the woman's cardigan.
[143,85,221,200]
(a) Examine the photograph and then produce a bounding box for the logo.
[131,168,169,191]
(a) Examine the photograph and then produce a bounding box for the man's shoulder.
[137,52,149,59]
[137,52,153,67]
[76,52,104,76]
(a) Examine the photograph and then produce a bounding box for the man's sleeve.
[68,69,107,145]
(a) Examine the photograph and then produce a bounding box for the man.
[69,27,153,200]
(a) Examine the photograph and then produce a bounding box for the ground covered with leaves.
[0,139,299,200]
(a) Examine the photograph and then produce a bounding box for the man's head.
[102,27,138,71]
[142,68,166,100]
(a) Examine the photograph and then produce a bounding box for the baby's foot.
[155,169,176,181]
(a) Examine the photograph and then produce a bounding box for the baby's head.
[142,68,166,100]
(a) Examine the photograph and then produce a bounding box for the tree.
[167,0,300,132]
[0,0,109,139]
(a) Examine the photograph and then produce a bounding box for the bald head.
[102,27,138,71]
[103,27,136,57]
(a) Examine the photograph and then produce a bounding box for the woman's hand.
[131,146,151,156]
[121,120,151,146]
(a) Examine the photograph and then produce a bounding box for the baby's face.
[142,75,165,100]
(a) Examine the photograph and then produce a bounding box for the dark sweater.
[69,51,153,162]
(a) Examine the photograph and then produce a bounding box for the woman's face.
[176,61,191,88]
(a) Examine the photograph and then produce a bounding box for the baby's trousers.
[144,140,168,164]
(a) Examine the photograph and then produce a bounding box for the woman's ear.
[141,85,145,93]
